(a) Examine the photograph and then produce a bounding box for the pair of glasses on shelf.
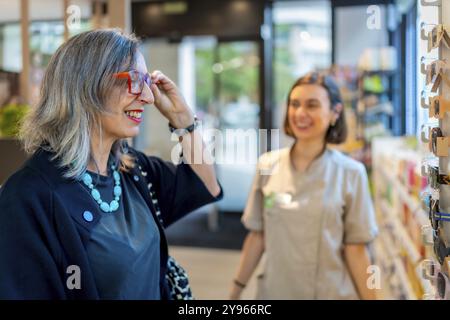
[426,197,450,231]
[422,95,450,119]
[421,258,450,300]
[422,23,450,53]
[421,195,450,234]
[421,126,450,157]
[422,164,450,190]
[435,233,450,267]
[422,224,450,270]
[421,58,450,93]
[422,258,440,284]
[423,209,450,266]
[431,127,450,157]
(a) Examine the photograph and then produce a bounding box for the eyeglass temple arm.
[434,211,450,222]
[113,72,129,79]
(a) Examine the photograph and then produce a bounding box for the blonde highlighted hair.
[20,29,139,179]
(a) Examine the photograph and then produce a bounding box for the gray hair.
[20,28,139,179]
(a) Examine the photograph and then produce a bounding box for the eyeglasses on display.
[433,229,450,265]
[423,59,450,92]
[423,24,450,52]
[421,258,450,300]
[428,96,450,119]
[421,258,440,283]
[427,127,450,157]
[426,197,450,231]
[425,164,450,189]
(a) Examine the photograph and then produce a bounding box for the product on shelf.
[372,136,431,299]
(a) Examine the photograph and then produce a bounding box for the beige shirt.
[242,147,378,299]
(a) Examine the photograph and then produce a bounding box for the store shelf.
[379,200,421,264]
[379,195,434,296]
[378,166,429,227]
[393,258,417,300]
[373,240,393,299]
[374,151,434,299]
[371,133,446,299]
[376,218,433,299]
[376,228,416,299]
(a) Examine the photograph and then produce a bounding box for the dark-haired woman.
[230,72,378,300]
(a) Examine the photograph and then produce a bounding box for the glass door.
[207,40,260,211]
[138,36,261,212]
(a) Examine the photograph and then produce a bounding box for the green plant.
[0,104,29,137]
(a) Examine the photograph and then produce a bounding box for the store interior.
[0,0,449,300]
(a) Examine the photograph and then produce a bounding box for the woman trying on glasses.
[0,29,222,299]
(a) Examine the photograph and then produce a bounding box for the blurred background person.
[230,72,378,300]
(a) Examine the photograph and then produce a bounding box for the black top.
[0,147,223,299]
[84,165,161,299]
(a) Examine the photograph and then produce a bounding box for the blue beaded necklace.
[81,162,122,213]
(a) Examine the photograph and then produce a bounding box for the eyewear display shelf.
[419,0,450,300]
[372,137,432,300]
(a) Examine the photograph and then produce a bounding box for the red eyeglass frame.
[113,69,152,95]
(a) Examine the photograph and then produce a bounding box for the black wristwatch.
[168,116,198,135]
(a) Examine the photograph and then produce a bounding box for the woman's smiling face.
[287,84,336,142]
[100,51,154,140]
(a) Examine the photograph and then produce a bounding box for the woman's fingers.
[149,70,192,124]
[150,70,183,109]
[151,83,162,105]
[151,70,175,91]
[151,82,173,116]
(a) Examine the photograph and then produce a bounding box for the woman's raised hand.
[150,70,195,129]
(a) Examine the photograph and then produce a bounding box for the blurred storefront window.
[0,19,91,105]
[272,0,332,146]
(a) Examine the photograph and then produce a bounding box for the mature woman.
[0,29,222,299]
[230,72,378,300]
